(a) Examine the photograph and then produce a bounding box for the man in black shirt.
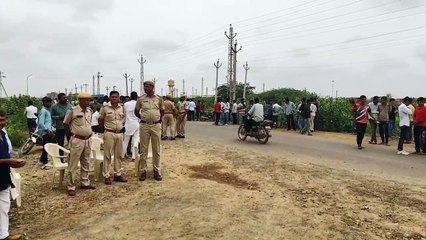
[0,110,25,240]
[300,99,313,136]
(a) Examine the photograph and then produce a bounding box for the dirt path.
[11,136,426,240]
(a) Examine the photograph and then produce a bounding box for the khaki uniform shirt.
[163,100,175,114]
[176,101,188,114]
[63,105,93,137]
[99,104,124,131]
[135,94,164,123]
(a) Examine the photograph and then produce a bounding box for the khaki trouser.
[103,131,123,178]
[139,123,161,173]
[176,113,186,136]
[309,116,315,131]
[162,114,176,137]
[67,137,91,190]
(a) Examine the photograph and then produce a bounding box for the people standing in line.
[272,100,282,128]
[397,96,413,155]
[98,91,128,185]
[187,99,196,121]
[134,80,164,181]
[368,96,380,144]
[388,98,397,139]
[406,98,415,144]
[309,98,317,132]
[51,93,72,151]
[232,100,238,125]
[413,97,426,154]
[122,91,140,161]
[161,94,176,141]
[176,96,188,138]
[377,96,390,146]
[214,98,221,126]
[300,99,312,136]
[297,98,306,130]
[38,97,54,170]
[283,97,297,131]
[237,98,246,125]
[63,93,95,197]
[91,105,102,134]
[353,95,369,149]
[0,110,26,240]
[24,100,38,136]
[195,100,202,121]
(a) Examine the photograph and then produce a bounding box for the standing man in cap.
[63,93,96,196]
[176,95,188,138]
[98,91,128,185]
[135,80,164,181]
[162,94,176,140]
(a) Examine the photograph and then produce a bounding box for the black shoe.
[153,171,162,181]
[139,171,147,181]
[170,137,176,140]
[161,136,168,140]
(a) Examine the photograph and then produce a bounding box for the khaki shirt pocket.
[75,114,84,126]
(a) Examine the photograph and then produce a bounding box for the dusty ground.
[9,134,426,240]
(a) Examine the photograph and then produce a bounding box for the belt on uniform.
[105,129,122,133]
[73,134,91,140]
[140,120,161,124]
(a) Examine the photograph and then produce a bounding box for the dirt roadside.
[9,136,426,240]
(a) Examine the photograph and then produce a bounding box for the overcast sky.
[1,0,426,98]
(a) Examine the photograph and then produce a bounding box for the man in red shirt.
[413,97,426,154]
[214,98,222,126]
[353,95,369,149]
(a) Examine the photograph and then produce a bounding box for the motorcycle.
[238,117,273,144]
[20,128,56,155]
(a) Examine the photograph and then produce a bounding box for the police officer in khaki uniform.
[135,80,164,181]
[175,95,188,138]
[98,91,128,185]
[63,92,95,197]
[161,94,176,140]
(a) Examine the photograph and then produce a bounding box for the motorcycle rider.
[245,98,264,132]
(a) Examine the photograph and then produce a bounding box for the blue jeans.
[224,112,229,124]
[238,113,245,125]
[298,117,305,130]
[388,119,395,137]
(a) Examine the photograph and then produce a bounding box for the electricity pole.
[331,80,335,99]
[83,83,89,92]
[0,71,7,98]
[225,24,237,101]
[263,83,265,92]
[182,79,185,95]
[105,86,110,95]
[129,78,135,93]
[243,62,250,99]
[123,72,130,96]
[214,59,222,103]
[80,85,83,93]
[201,77,204,97]
[231,40,242,101]
[97,72,103,95]
[74,84,78,94]
[92,75,95,95]
[138,54,146,95]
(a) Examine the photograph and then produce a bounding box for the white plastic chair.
[10,168,22,207]
[91,137,104,181]
[44,143,69,189]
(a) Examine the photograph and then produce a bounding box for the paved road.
[186,122,426,185]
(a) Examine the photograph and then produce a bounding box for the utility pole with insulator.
[182,79,185,96]
[243,61,250,99]
[263,83,265,92]
[129,78,135,93]
[80,85,83,93]
[105,86,110,95]
[214,59,222,103]
[225,24,237,101]
[97,72,103,95]
[74,84,78,94]
[138,54,146,95]
[231,40,242,101]
[92,75,95,95]
[201,77,204,97]
[0,71,7,98]
[83,83,89,93]
[123,72,130,96]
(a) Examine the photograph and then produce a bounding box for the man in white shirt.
[245,98,264,132]
[223,98,230,125]
[309,98,317,132]
[368,96,380,144]
[24,100,38,136]
[187,99,196,121]
[91,105,102,134]
[122,92,140,160]
[272,101,282,128]
[232,100,238,124]
[397,96,413,155]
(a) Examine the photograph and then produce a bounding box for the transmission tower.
[225,24,237,101]
[138,55,146,95]
[123,72,130,96]
[231,40,242,101]
[97,72,103,95]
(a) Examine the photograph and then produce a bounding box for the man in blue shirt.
[38,97,54,169]
[0,110,26,240]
